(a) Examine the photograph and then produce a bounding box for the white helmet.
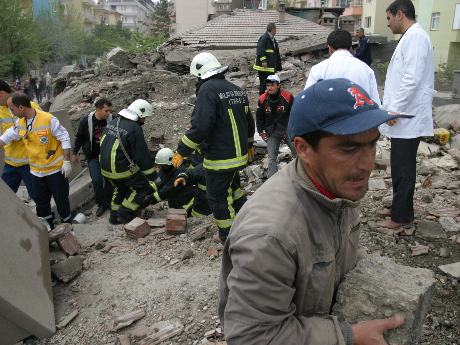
[119,99,153,121]
[155,148,174,165]
[190,52,228,80]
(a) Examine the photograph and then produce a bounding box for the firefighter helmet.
[119,99,153,121]
[155,148,174,165]
[190,52,228,80]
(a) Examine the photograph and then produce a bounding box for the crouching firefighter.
[172,52,255,243]
[99,99,156,224]
[149,148,195,212]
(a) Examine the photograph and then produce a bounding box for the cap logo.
[347,86,374,109]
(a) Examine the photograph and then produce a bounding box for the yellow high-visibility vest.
[17,110,64,174]
[0,102,41,167]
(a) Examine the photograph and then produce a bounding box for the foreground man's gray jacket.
[218,159,361,345]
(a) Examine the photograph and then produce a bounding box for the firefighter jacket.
[100,117,156,180]
[17,110,64,174]
[253,32,282,74]
[256,89,294,135]
[151,166,195,210]
[177,75,255,172]
[0,101,41,167]
[179,162,211,217]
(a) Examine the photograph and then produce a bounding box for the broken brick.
[147,218,166,228]
[168,208,187,216]
[124,218,151,240]
[207,247,219,258]
[48,223,72,243]
[165,211,187,234]
[57,232,81,256]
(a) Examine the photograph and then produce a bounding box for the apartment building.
[99,0,155,33]
[361,0,396,40]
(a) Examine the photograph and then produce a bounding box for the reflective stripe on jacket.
[253,32,282,73]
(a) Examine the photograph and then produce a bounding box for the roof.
[168,9,332,49]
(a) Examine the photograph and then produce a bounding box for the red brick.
[57,232,81,256]
[124,218,151,240]
[168,208,187,216]
[166,213,187,234]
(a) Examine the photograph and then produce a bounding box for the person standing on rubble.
[218,78,409,345]
[0,93,73,230]
[256,74,295,178]
[253,22,282,95]
[172,52,255,243]
[305,29,380,105]
[355,28,372,66]
[72,98,113,217]
[377,0,435,230]
[99,99,156,225]
[0,80,41,201]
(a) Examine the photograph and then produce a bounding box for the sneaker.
[96,205,108,217]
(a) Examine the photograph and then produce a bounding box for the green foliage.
[129,32,166,54]
[148,0,171,38]
[437,63,454,81]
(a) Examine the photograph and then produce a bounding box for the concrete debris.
[417,141,441,157]
[333,255,436,345]
[107,47,135,69]
[416,220,447,239]
[429,208,460,217]
[438,262,460,279]
[124,218,151,240]
[433,104,460,130]
[191,222,213,241]
[207,247,219,258]
[410,242,430,256]
[139,320,184,345]
[118,334,131,345]
[166,209,187,234]
[51,255,84,283]
[439,247,450,257]
[451,134,460,150]
[368,178,387,191]
[438,217,460,232]
[48,223,72,243]
[57,232,81,256]
[436,154,457,170]
[56,309,79,330]
[418,159,438,176]
[108,309,146,332]
[181,249,194,261]
[147,218,166,228]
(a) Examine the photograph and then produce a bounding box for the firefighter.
[0,80,41,200]
[149,147,195,211]
[99,99,156,224]
[174,157,212,218]
[172,52,255,243]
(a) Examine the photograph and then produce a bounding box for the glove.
[248,147,255,162]
[172,152,184,168]
[174,177,187,187]
[61,160,72,178]
[260,131,269,141]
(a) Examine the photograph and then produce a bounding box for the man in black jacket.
[256,75,294,178]
[253,22,282,95]
[355,28,372,66]
[99,99,156,224]
[72,98,113,216]
[172,52,255,243]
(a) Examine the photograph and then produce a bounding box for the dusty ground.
[24,56,460,344]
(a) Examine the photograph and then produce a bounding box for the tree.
[148,0,171,38]
[0,0,41,78]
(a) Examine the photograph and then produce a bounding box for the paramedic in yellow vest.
[0,80,40,200]
[0,93,73,230]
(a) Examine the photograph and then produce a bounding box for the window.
[365,16,371,28]
[431,12,440,30]
[454,4,460,30]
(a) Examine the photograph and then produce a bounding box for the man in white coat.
[305,29,381,105]
[378,0,435,229]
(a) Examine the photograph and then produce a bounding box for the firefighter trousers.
[204,170,247,241]
[108,173,154,223]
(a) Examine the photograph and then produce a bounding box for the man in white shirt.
[304,29,381,105]
[0,94,73,230]
[378,0,435,229]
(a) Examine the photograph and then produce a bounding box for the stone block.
[51,256,84,283]
[416,220,447,239]
[166,210,187,234]
[57,232,81,256]
[147,218,166,228]
[333,255,436,345]
[124,218,151,240]
[439,261,460,279]
[48,223,72,243]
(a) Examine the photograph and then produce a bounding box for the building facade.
[99,0,155,33]
[94,6,122,25]
[361,0,396,40]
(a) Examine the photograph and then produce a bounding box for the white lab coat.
[304,49,381,105]
[379,23,435,138]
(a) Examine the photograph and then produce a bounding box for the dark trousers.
[88,159,111,208]
[31,171,71,229]
[258,71,271,95]
[109,173,154,222]
[191,188,212,218]
[1,163,36,201]
[205,170,247,240]
[390,138,420,223]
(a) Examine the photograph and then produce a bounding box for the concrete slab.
[0,180,55,343]
[333,255,436,345]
